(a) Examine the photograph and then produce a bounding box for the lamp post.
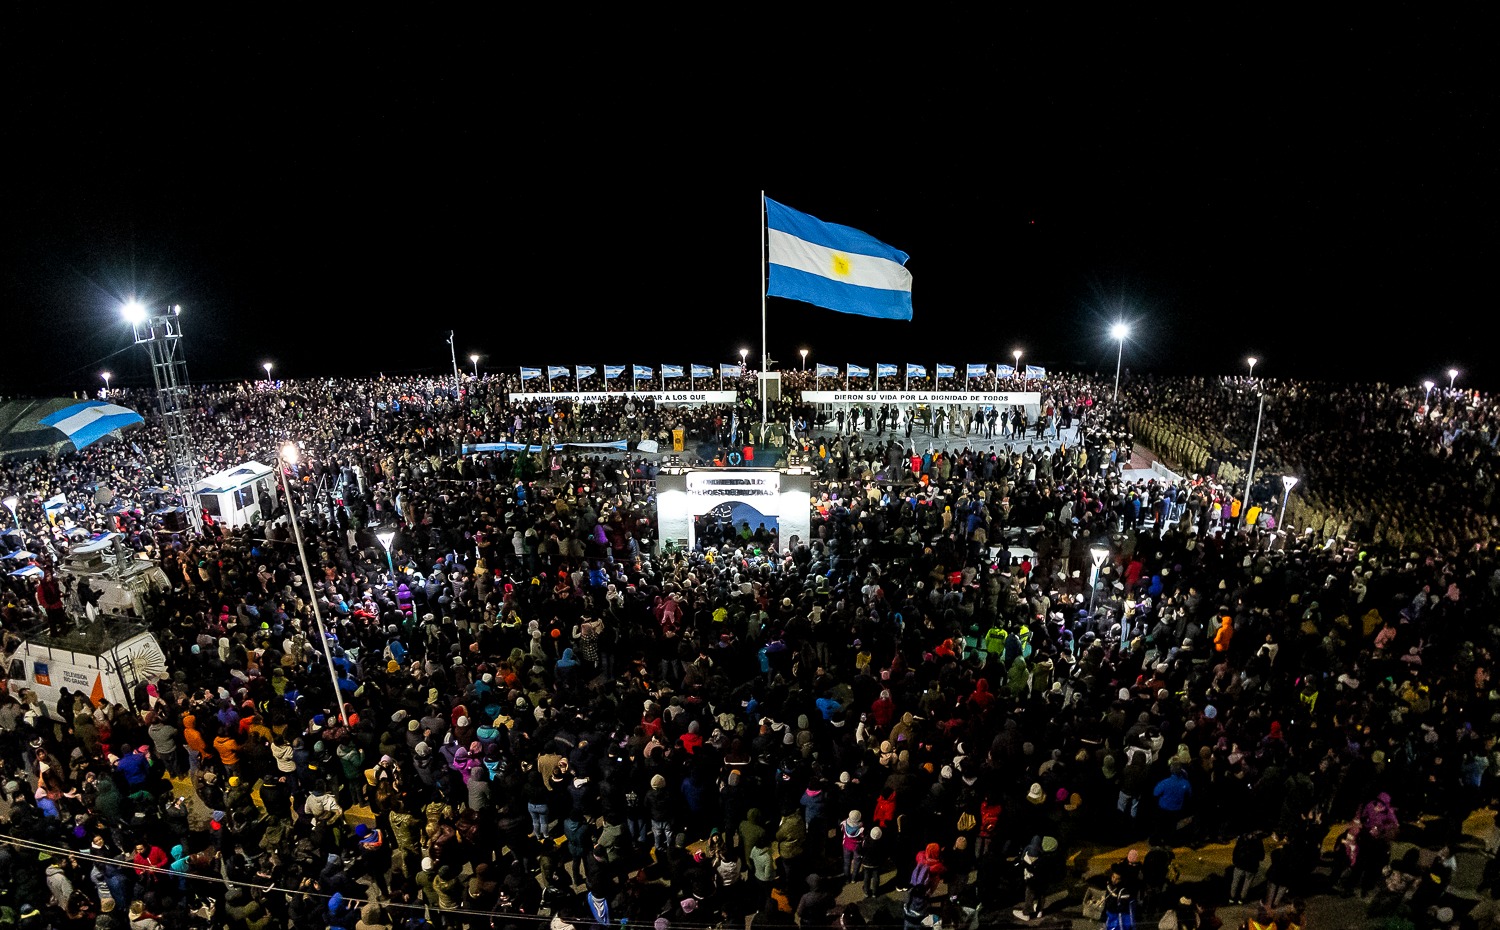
[1278,475,1299,545]
[276,443,350,727]
[1089,546,1109,615]
[263,362,273,383]
[1111,323,1129,402]
[1247,356,1258,380]
[376,528,397,578]
[2,495,18,530]
[1448,368,1459,391]
[1013,349,1023,382]
[800,348,808,372]
[100,371,111,396]
[470,354,480,378]
[1239,390,1267,530]
[1423,380,1435,411]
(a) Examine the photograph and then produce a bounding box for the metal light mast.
[129,304,199,527]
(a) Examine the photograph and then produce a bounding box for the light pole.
[800,348,808,372]
[100,371,111,395]
[263,362,273,383]
[1013,349,1023,382]
[1278,475,1299,543]
[376,528,397,578]
[470,354,480,378]
[2,495,18,530]
[1423,380,1435,411]
[1239,390,1266,530]
[1448,368,1459,391]
[739,347,748,376]
[1089,546,1109,615]
[276,443,350,727]
[1111,323,1129,402]
[1247,356,1258,380]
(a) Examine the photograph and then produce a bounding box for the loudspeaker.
[160,510,187,531]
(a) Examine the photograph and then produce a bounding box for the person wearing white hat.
[839,810,865,883]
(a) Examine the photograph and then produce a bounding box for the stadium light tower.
[1448,368,1459,390]
[470,354,480,377]
[277,442,350,727]
[800,348,808,371]
[1247,356,1258,379]
[1111,324,1129,401]
[124,300,199,531]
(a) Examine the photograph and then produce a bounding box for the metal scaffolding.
[130,305,199,528]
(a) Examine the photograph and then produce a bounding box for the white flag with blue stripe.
[815,363,839,378]
[905,363,927,379]
[661,364,684,379]
[877,363,898,378]
[966,363,989,378]
[632,365,653,380]
[547,365,570,380]
[604,365,625,380]
[691,364,714,379]
[846,364,870,378]
[38,401,144,452]
[1026,365,1046,379]
[576,365,597,379]
[936,364,955,379]
[520,367,542,381]
[765,197,913,321]
[997,364,1015,378]
[720,363,743,378]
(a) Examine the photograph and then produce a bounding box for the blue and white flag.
[519,367,542,381]
[765,197,913,321]
[936,363,955,379]
[815,363,840,378]
[661,364,684,379]
[720,363,743,378]
[604,365,625,380]
[846,364,870,378]
[632,365,653,380]
[691,364,715,379]
[37,401,144,452]
[905,363,927,379]
[997,364,1015,378]
[546,365,570,380]
[575,365,597,379]
[966,363,989,378]
[876,363,898,378]
[1025,365,1046,379]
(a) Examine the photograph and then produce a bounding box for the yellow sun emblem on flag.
[830,253,852,277]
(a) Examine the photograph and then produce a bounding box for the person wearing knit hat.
[1026,783,1046,804]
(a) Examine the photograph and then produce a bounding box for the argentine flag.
[997,364,1015,378]
[604,365,625,380]
[576,365,597,379]
[691,364,714,379]
[1026,365,1047,379]
[632,365,653,380]
[967,363,989,378]
[906,363,927,379]
[547,365,570,380]
[846,364,870,378]
[765,197,913,321]
[877,363,897,378]
[936,364,955,379]
[815,363,839,378]
[721,363,743,378]
[519,367,542,381]
[662,364,684,379]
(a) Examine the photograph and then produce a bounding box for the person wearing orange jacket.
[1213,616,1234,656]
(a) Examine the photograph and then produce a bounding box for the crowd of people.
[0,365,1493,930]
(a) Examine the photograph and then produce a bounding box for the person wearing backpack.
[838,810,865,884]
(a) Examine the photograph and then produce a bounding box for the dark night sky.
[4,13,1496,395]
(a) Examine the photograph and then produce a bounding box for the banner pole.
[760,191,768,433]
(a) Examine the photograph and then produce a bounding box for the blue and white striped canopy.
[38,401,144,451]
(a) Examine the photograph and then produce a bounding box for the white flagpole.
[760,191,768,432]
[547,368,553,392]
[576,368,580,392]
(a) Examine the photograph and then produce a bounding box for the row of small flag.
[520,365,742,381]
[519,363,1047,381]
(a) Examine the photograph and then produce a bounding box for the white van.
[5,626,169,719]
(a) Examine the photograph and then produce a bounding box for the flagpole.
[760,190,768,433]
[576,368,580,392]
